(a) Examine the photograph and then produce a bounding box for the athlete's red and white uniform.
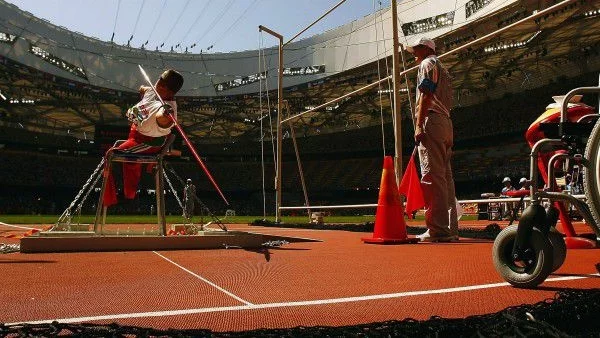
[102,90,177,206]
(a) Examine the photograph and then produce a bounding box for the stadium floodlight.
[137,65,229,206]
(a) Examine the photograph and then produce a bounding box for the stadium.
[1,0,600,336]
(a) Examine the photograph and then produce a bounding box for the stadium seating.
[2,55,600,215]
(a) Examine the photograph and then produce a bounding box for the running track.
[1,221,599,331]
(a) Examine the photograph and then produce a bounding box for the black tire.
[492,225,553,288]
[548,230,567,272]
[584,118,600,227]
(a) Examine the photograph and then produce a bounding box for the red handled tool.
[138,65,229,205]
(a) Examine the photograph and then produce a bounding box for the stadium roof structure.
[0,0,599,143]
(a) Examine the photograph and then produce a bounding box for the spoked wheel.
[548,229,567,272]
[584,119,600,226]
[492,225,554,288]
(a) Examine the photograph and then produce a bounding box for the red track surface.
[1,221,599,332]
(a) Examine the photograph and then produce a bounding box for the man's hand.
[161,103,174,116]
[414,125,425,143]
[414,92,430,144]
[156,104,175,128]
[139,86,149,97]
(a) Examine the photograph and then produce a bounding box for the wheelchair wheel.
[492,225,553,288]
[548,230,567,272]
[584,118,600,226]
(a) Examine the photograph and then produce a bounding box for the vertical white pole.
[276,41,283,222]
[259,25,284,222]
[391,0,403,184]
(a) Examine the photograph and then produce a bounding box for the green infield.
[0,213,477,224]
[0,214,378,224]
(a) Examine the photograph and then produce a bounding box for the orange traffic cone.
[362,156,419,244]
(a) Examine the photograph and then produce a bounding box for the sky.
[6,0,391,53]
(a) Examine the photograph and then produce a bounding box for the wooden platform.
[19,230,322,253]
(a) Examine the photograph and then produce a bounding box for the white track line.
[7,273,598,325]
[152,251,253,306]
[0,221,39,230]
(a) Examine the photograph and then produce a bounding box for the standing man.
[519,177,531,191]
[406,37,458,242]
[183,178,196,221]
[501,177,515,195]
[500,176,517,219]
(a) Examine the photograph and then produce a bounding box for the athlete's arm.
[156,104,174,128]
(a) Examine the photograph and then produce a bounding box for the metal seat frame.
[93,134,175,235]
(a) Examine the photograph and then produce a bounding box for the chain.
[162,167,202,233]
[0,243,20,254]
[162,168,185,212]
[76,166,104,211]
[72,166,104,220]
[54,158,105,230]
[262,240,289,247]
[164,163,227,231]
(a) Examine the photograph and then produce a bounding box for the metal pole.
[259,25,284,223]
[391,0,403,186]
[282,79,389,124]
[284,101,311,222]
[283,0,348,47]
[156,158,167,235]
[282,0,578,124]
[94,158,110,235]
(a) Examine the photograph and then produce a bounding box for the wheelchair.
[492,84,600,288]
